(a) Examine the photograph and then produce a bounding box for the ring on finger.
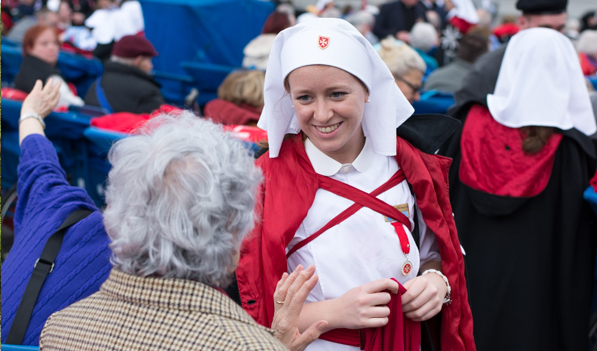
[276,300,284,305]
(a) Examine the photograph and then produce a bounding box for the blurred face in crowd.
[28,28,60,65]
[58,2,72,23]
[395,69,423,104]
[135,56,154,74]
[287,65,369,164]
[519,13,567,32]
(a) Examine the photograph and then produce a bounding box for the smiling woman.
[287,65,368,164]
[237,18,475,351]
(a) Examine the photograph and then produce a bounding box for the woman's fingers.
[274,265,303,310]
[364,278,399,294]
[284,266,316,315]
[273,272,289,314]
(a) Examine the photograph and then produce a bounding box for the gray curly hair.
[103,111,262,287]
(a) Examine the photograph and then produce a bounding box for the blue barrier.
[412,90,455,114]
[1,344,39,351]
[1,99,92,138]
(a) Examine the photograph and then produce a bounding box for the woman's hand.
[401,272,447,322]
[21,78,61,118]
[331,278,399,329]
[19,79,62,144]
[272,265,328,351]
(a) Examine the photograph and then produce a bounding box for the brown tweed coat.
[39,269,288,351]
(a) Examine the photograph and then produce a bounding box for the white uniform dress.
[287,138,441,351]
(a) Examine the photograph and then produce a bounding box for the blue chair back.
[83,127,129,206]
[1,44,23,85]
[412,90,455,115]
[57,51,103,97]
[180,61,236,105]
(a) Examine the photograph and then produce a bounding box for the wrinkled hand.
[401,273,447,322]
[21,79,61,118]
[272,265,328,351]
[333,278,399,329]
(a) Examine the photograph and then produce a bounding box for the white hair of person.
[346,11,375,30]
[378,38,426,76]
[476,8,492,29]
[487,28,596,136]
[409,22,438,53]
[577,30,597,55]
[103,112,262,287]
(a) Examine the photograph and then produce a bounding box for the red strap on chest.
[286,169,412,258]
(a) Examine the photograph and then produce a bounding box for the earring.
[365,98,370,103]
[291,105,294,108]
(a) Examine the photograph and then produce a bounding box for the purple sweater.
[1,135,112,345]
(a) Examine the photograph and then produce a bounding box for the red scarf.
[459,105,562,197]
[237,134,476,351]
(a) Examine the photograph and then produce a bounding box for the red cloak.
[237,134,476,351]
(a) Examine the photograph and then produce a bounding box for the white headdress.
[487,28,597,136]
[258,18,414,158]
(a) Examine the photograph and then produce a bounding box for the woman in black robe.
[442,28,597,351]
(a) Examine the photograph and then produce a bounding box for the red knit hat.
[112,35,159,58]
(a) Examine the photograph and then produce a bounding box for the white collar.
[305,137,375,176]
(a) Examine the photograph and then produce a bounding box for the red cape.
[237,134,476,351]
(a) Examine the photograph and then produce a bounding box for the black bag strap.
[5,209,93,345]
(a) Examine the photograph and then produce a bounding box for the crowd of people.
[1,0,597,350]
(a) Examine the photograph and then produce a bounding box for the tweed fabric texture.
[40,269,288,351]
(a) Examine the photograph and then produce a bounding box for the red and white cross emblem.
[318,35,330,50]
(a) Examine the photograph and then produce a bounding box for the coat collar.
[101,268,269,330]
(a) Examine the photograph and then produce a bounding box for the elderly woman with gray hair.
[378,39,427,104]
[6,79,326,351]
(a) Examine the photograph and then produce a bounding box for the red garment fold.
[321,280,421,351]
[459,104,562,197]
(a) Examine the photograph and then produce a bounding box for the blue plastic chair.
[412,90,455,115]
[1,98,93,193]
[180,61,237,105]
[57,51,103,98]
[83,127,129,206]
[152,70,195,106]
[1,44,24,85]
